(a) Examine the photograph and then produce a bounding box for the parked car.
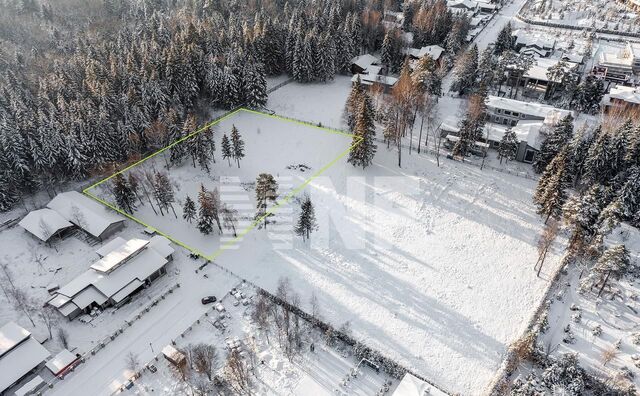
[147,364,157,373]
[201,296,217,304]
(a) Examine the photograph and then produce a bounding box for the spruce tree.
[112,173,137,214]
[619,166,640,226]
[230,125,245,168]
[533,114,574,174]
[498,127,519,164]
[534,150,569,223]
[294,195,317,241]
[154,171,177,218]
[183,195,196,223]
[494,23,513,55]
[221,134,232,166]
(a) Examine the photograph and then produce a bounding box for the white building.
[602,84,640,113]
[47,191,125,241]
[0,322,50,394]
[47,235,174,320]
[404,45,445,66]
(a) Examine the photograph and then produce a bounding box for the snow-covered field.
[87,109,354,258]
[153,78,566,394]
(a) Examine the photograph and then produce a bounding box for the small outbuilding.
[47,191,125,241]
[162,345,186,367]
[18,209,74,243]
[45,349,80,377]
[0,322,50,394]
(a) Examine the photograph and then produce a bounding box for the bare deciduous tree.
[191,343,218,381]
[39,306,59,339]
[536,219,559,277]
[125,351,140,372]
[224,349,252,395]
[57,327,69,349]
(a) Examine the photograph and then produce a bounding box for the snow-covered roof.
[47,191,124,239]
[513,30,555,50]
[351,73,398,87]
[523,57,579,82]
[18,209,74,242]
[604,85,640,105]
[14,375,46,396]
[51,236,172,316]
[405,45,445,60]
[484,120,546,150]
[392,373,447,396]
[447,0,478,10]
[90,239,149,273]
[625,42,640,58]
[0,324,49,393]
[45,349,78,375]
[95,237,127,258]
[351,54,381,71]
[598,51,634,70]
[0,322,31,358]
[486,96,571,120]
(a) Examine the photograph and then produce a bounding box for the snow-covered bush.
[592,324,602,337]
[571,311,582,323]
[632,332,640,345]
[542,353,585,394]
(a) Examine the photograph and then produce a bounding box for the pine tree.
[498,127,519,164]
[255,173,278,229]
[221,134,232,166]
[451,45,478,96]
[230,125,245,168]
[583,127,613,185]
[294,195,317,241]
[112,173,137,214]
[345,76,363,131]
[197,184,214,235]
[533,114,574,173]
[182,195,196,223]
[347,95,377,169]
[534,150,569,223]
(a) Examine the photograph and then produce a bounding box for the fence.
[515,12,640,41]
[267,78,294,94]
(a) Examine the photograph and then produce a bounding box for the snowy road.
[443,0,528,92]
[49,261,237,396]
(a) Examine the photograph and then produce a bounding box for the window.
[520,113,526,119]
[524,149,536,163]
[512,112,519,117]
[511,120,517,127]
[503,119,509,125]
[496,109,503,114]
[504,110,512,116]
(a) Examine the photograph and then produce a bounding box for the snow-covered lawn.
[87,109,354,258]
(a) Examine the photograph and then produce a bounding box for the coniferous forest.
[0,0,467,212]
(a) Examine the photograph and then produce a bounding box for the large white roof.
[606,85,640,105]
[0,322,31,358]
[18,209,73,242]
[405,45,445,60]
[392,373,447,396]
[52,236,172,315]
[47,191,123,238]
[0,335,49,393]
[45,349,78,375]
[486,96,571,120]
[90,239,149,273]
[485,120,548,150]
[95,237,128,258]
[524,57,578,82]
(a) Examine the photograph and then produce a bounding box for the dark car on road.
[201,296,217,304]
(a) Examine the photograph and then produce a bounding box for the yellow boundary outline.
[83,108,362,261]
